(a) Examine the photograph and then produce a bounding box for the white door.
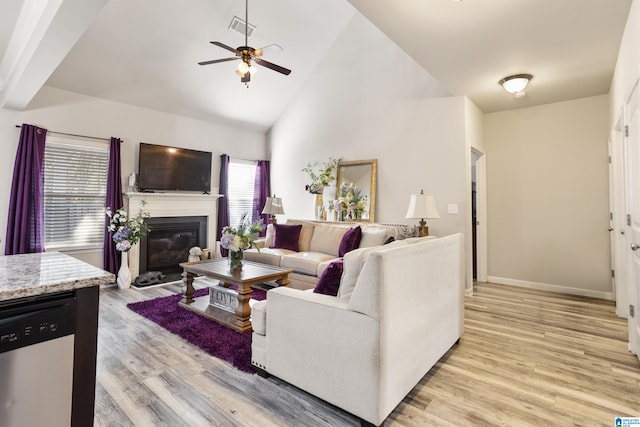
[612,123,629,318]
[625,79,640,358]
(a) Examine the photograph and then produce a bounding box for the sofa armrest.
[253,238,266,249]
[264,287,380,422]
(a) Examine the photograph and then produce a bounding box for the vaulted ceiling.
[0,0,633,131]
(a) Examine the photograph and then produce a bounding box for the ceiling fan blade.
[198,57,238,66]
[210,41,238,54]
[254,58,291,75]
[253,44,283,57]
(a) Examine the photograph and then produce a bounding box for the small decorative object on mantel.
[220,214,264,273]
[302,157,340,220]
[106,200,150,289]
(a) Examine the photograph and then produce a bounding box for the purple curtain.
[217,154,230,256]
[5,124,47,255]
[253,160,270,236]
[103,137,123,274]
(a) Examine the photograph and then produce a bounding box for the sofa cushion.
[251,300,267,335]
[338,246,380,300]
[298,224,315,252]
[286,220,316,252]
[339,226,362,257]
[313,259,344,296]
[337,239,409,300]
[281,252,338,276]
[271,224,302,251]
[244,248,295,266]
[359,226,393,248]
[309,225,349,257]
[263,223,275,247]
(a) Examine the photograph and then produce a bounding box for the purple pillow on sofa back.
[338,226,362,257]
[270,224,302,251]
[313,259,344,296]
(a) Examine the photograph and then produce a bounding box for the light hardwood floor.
[95,282,640,426]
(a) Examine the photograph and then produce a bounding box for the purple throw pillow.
[338,226,362,257]
[313,259,344,296]
[270,224,302,251]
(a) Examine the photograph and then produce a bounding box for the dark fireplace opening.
[138,216,207,286]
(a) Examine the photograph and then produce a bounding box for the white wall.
[485,95,611,298]
[0,86,266,266]
[269,13,475,289]
[611,0,640,125]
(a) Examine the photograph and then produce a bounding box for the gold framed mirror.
[335,159,377,222]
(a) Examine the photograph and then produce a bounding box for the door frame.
[471,148,488,284]
[623,75,639,358]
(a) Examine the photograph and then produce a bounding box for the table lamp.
[262,194,285,224]
[405,190,440,237]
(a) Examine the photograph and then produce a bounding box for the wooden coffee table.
[179,259,292,333]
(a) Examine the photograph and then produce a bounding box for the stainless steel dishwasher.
[0,292,76,427]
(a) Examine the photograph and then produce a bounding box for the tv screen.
[138,143,212,193]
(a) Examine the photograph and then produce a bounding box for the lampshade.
[405,191,440,220]
[499,74,532,94]
[262,195,285,215]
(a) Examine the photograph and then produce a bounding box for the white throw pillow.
[359,227,390,248]
[309,225,349,257]
[264,223,275,247]
[337,240,409,300]
[338,246,380,299]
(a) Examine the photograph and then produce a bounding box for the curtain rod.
[14,124,115,142]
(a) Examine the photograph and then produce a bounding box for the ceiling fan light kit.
[198,0,291,87]
[499,73,532,96]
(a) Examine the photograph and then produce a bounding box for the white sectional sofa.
[250,233,465,427]
[244,220,398,289]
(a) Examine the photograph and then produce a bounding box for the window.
[43,140,109,249]
[227,159,257,228]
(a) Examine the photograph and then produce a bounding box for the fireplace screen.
[139,216,207,277]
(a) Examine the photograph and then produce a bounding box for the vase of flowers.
[303,157,340,219]
[333,182,368,221]
[220,215,264,273]
[105,201,150,289]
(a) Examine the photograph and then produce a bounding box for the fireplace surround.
[125,192,222,280]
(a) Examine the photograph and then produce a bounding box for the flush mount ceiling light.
[499,74,533,96]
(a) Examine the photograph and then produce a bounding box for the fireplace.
[139,216,207,280]
[125,192,222,280]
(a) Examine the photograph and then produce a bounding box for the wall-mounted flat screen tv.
[138,142,212,193]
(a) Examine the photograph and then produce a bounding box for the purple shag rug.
[127,287,266,373]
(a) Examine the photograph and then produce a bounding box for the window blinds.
[227,159,257,228]
[43,141,109,249]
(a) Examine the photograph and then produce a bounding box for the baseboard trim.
[487,276,613,300]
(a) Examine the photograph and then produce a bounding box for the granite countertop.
[0,252,114,302]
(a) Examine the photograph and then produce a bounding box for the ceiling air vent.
[228,16,255,38]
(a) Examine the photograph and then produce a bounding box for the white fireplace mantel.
[125,192,222,279]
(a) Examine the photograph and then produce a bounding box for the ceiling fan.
[198,0,291,86]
